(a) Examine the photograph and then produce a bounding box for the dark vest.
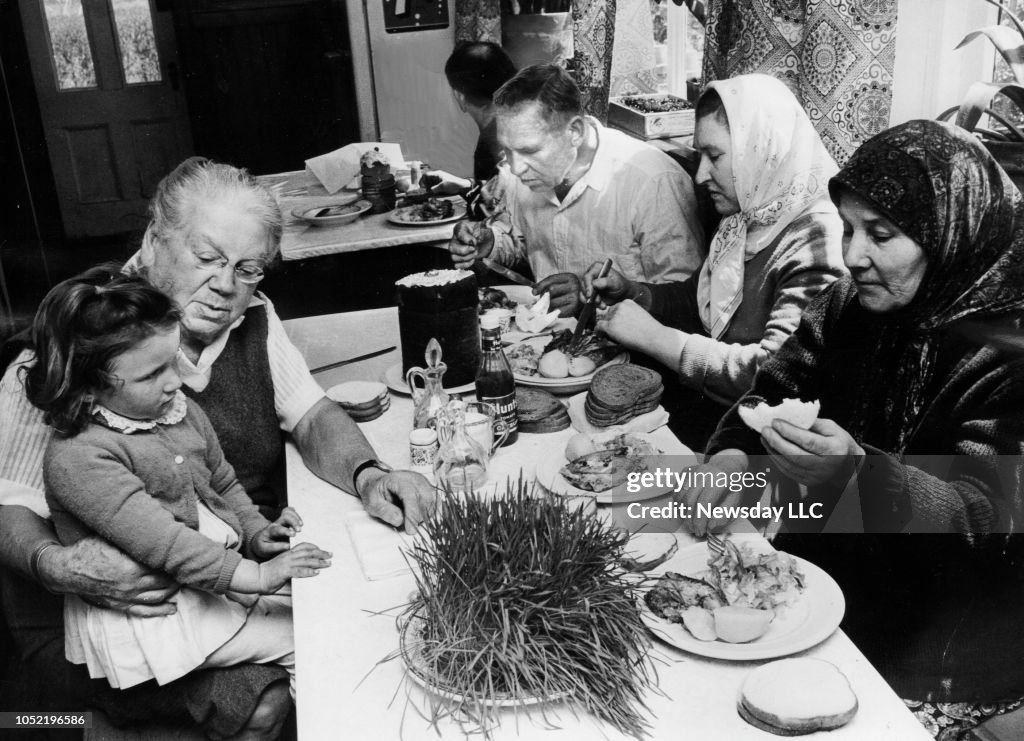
[182,304,285,510]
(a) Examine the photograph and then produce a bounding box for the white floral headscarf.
[696,74,838,338]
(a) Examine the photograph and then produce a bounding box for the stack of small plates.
[326,381,391,423]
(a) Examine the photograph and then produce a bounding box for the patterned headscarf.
[830,119,1024,452]
[697,74,839,338]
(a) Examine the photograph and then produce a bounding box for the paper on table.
[344,509,413,581]
[305,143,405,194]
[566,391,670,436]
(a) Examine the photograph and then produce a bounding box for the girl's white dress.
[62,398,252,689]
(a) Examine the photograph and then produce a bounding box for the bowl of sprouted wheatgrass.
[396,477,657,739]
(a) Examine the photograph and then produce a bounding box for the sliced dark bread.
[587,365,663,411]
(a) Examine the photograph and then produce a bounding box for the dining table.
[282,307,933,741]
[259,170,460,262]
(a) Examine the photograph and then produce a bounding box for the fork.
[706,531,727,556]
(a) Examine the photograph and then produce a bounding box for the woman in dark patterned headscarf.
[689,120,1024,738]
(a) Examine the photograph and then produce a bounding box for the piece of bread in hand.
[738,398,820,433]
[738,658,857,735]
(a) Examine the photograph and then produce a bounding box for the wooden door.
[19,0,193,238]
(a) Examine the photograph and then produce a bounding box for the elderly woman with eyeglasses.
[0,157,434,737]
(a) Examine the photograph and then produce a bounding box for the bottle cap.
[479,312,502,330]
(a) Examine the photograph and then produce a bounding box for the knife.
[569,258,613,353]
[480,257,534,287]
[309,346,397,375]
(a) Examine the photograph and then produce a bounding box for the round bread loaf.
[396,270,481,387]
[738,658,858,735]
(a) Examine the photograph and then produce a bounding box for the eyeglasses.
[191,250,266,285]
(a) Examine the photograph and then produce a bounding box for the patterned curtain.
[455,0,502,44]
[573,0,618,121]
[610,0,663,96]
[700,0,898,164]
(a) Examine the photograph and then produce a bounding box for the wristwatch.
[352,459,394,495]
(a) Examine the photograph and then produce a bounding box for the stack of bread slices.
[584,365,663,427]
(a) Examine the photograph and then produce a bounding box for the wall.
[349,0,476,176]
[890,0,997,125]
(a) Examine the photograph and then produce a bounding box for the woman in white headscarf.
[584,73,846,450]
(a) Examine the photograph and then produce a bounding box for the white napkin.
[344,510,413,581]
[567,391,670,436]
[305,142,405,194]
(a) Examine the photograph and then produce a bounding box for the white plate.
[639,537,845,661]
[293,197,369,227]
[400,610,569,707]
[382,362,475,396]
[509,336,629,395]
[387,201,467,226]
[534,433,693,504]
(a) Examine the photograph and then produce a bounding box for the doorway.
[18,0,194,238]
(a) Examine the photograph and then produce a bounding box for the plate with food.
[388,198,466,226]
[507,329,628,395]
[535,430,690,504]
[479,286,573,342]
[640,535,844,661]
[292,198,370,227]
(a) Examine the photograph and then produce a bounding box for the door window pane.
[43,0,97,90]
[111,0,162,84]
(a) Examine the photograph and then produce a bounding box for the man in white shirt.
[449,64,704,316]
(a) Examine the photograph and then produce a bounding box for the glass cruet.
[433,399,488,492]
[406,338,450,430]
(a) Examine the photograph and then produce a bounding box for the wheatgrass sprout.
[398,477,656,738]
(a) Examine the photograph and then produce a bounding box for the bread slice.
[587,365,662,411]
[516,387,563,421]
[738,658,858,735]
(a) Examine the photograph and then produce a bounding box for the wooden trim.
[344,0,378,140]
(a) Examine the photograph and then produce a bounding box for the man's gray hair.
[492,63,583,129]
[145,156,282,259]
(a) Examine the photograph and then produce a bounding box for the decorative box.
[607,94,695,140]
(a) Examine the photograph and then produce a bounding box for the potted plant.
[942,0,1024,189]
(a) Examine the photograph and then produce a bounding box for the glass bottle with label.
[475,313,518,446]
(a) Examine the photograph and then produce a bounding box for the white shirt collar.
[93,390,188,434]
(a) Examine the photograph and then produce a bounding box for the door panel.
[20,0,193,237]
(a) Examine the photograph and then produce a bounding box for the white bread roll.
[738,658,857,734]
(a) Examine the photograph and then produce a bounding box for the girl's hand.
[257,542,332,593]
[250,506,304,559]
[760,418,864,486]
[582,263,634,308]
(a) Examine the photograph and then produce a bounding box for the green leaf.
[958,26,1024,84]
[954,81,1024,135]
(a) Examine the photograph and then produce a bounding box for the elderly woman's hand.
[760,418,865,487]
[582,263,635,308]
[41,537,180,617]
[677,450,750,537]
[357,468,436,534]
[448,220,495,269]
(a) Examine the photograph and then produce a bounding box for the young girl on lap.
[24,265,331,695]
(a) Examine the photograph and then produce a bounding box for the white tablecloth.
[283,310,931,741]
